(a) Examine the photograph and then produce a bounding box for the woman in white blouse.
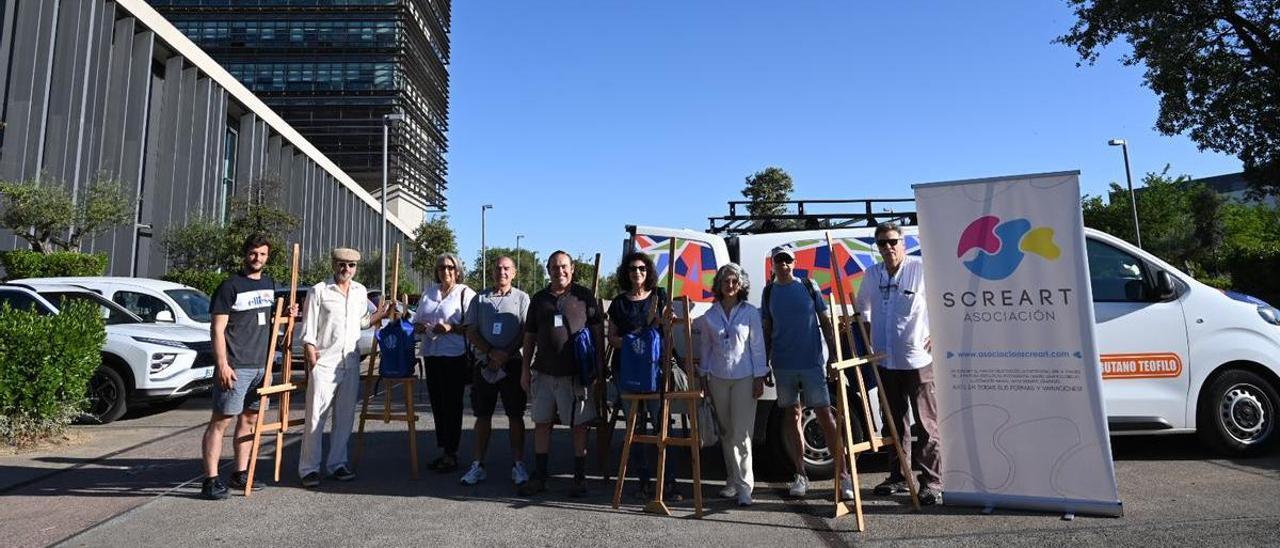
[695,263,768,506]
[411,252,474,473]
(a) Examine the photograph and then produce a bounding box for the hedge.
[0,250,108,280]
[0,300,105,445]
[163,269,230,297]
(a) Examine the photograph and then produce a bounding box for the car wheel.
[82,365,128,424]
[1198,369,1278,457]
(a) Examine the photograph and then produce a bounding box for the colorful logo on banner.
[957,216,1060,280]
[764,237,922,297]
[634,235,719,302]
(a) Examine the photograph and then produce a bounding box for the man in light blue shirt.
[762,244,851,500]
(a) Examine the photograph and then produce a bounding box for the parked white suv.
[16,277,212,329]
[0,282,214,423]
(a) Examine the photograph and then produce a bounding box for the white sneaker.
[737,491,753,507]
[788,474,809,497]
[511,461,530,486]
[840,474,855,500]
[719,485,738,498]
[460,461,486,485]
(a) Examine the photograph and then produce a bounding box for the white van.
[627,220,1280,476]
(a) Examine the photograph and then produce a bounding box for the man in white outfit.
[298,248,390,488]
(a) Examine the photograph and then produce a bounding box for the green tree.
[161,218,225,271]
[463,247,545,291]
[1082,167,1198,269]
[1058,0,1280,195]
[0,174,133,253]
[740,166,795,217]
[410,215,458,279]
[224,174,298,278]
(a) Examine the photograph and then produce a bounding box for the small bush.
[42,252,107,277]
[0,250,45,279]
[0,300,105,446]
[163,269,230,297]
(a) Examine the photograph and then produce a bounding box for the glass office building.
[148,0,451,221]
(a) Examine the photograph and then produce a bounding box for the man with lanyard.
[459,256,532,487]
[856,222,942,505]
[298,248,391,488]
[761,244,853,501]
[518,251,604,498]
[201,234,295,500]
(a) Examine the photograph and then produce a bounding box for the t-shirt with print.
[762,278,827,371]
[465,287,530,358]
[525,283,602,377]
[211,273,276,369]
[606,287,667,369]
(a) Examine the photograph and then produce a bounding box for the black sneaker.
[230,470,267,491]
[517,475,547,497]
[569,477,587,498]
[873,478,907,496]
[201,477,229,500]
[918,486,942,506]
[330,466,356,482]
[301,472,321,489]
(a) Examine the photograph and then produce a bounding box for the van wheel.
[1198,369,1278,457]
[768,405,837,480]
[81,366,128,425]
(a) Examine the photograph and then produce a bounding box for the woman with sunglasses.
[695,262,768,506]
[605,251,676,500]
[411,252,474,473]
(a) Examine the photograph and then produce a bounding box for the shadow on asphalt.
[1109,433,1279,473]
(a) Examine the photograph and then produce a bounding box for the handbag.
[698,398,720,448]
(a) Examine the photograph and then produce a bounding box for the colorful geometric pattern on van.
[634,235,718,302]
[764,236,922,298]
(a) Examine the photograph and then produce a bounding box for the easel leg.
[612,402,640,509]
[354,375,376,469]
[644,398,672,516]
[688,399,703,518]
[405,380,419,480]
[245,396,269,497]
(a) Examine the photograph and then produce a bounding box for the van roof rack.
[707,198,918,235]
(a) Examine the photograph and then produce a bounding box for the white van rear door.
[627,226,730,319]
[1086,237,1191,430]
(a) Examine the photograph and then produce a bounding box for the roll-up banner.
[913,171,1122,517]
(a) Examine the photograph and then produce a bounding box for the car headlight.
[1259,306,1280,326]
[132,336,190,349]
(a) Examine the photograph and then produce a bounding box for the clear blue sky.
[443,1,1241,279]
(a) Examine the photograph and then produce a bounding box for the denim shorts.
[773,367,830,408]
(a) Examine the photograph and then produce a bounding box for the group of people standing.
[198,223,942,508]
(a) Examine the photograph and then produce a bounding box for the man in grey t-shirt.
[460,256,532,487]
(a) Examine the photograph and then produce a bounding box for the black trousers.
[423,354,469,455]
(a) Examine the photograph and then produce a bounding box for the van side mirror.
[1154,270,1176,300]
[155,310,175,322]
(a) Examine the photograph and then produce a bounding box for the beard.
[335,269,353,283]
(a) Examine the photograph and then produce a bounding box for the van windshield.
[165,289,212,323]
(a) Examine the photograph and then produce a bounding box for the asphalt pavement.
[1,388,1277,548]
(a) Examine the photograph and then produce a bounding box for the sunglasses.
[336,261,358,269]
[628,265,647,273]
[774,256,794,265]
[437,264,457,271]
[876,238,901,247]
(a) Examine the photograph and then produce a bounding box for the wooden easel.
[823,232,920,529]
[612,237,705,518]
[244,243,302,497]
[353,244,420,479]
[585,252,616,481]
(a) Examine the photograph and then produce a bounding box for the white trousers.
[707,375,757,495]
[298,354,361,477]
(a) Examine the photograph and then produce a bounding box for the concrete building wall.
[0,0,423,288]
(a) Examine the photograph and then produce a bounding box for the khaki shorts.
[530,370,595,426]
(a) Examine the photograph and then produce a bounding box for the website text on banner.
[913,171,1122,517]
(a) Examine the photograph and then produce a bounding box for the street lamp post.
[481,204,494,286]
[515,233,525,288]
[1108,138,1142,249]
[381,111,406,295]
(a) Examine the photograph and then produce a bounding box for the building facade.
[147,0,451,224]
[0,0,421,284]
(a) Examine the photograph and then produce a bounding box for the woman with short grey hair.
[411,251,474,473]
[695,262,768,506]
